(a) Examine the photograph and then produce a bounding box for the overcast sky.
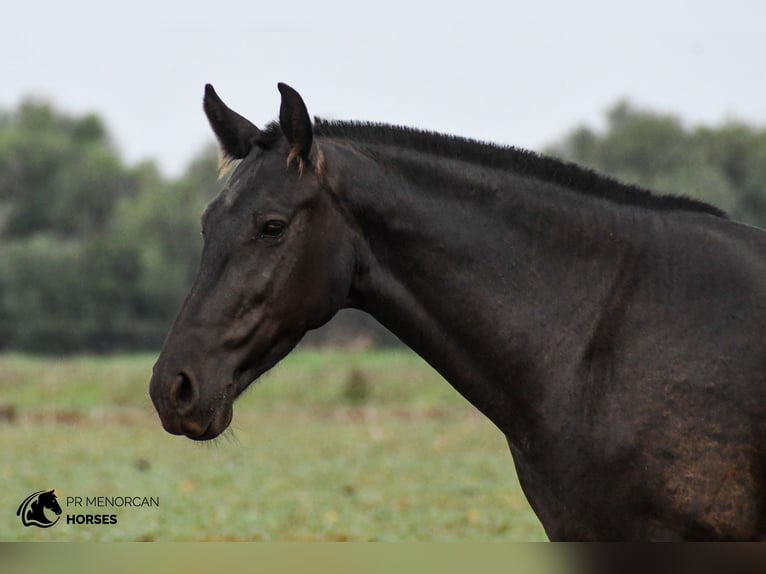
[4,0,764,176]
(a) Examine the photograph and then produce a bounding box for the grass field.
[0,349,546,541]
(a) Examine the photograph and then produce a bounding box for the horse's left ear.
[278,82,313,167]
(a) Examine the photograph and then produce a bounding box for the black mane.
[306,119,727,218]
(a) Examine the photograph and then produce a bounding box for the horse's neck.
[335,143,631,436]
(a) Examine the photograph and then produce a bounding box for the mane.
[302,119,727,218]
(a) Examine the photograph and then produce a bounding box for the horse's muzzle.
[149,368,234,441]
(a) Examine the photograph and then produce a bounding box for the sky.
[3,0,765,177]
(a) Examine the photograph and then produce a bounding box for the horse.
[150,83,766,540]
[17,489,62,527]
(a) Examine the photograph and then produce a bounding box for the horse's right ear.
[203,84,261,176]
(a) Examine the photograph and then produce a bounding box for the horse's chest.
[509,434,644,540]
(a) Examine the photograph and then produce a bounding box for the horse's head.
[40,490,62,516]
[150,84,357,440]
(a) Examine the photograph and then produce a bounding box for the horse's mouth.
[160,401,234,441]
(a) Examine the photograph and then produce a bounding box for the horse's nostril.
[170,371,199,416]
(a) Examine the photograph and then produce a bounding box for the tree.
[547,101,766,227]
[0,100,221,352]
[0,99,136,239]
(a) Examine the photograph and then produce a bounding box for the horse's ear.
[278,82,313,167]
[203,84,261,175]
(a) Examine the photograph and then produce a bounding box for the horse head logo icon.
[16,489,62,528]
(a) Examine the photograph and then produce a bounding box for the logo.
[16,489,62,528]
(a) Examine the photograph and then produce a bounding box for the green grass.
[0,349,546,541]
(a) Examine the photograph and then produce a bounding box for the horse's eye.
[260,220,287,239]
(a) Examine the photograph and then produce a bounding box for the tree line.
[1,98,765,353]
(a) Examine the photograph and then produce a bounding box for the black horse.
[150,83,766,540]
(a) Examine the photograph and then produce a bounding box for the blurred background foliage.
[1,98,765,353]
[546,101,766,224]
